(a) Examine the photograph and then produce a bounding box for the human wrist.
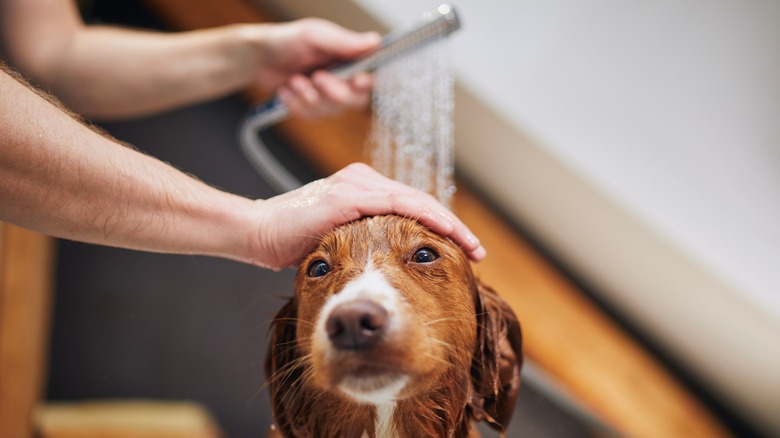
[193,190,263,266]
[228,22,277,91]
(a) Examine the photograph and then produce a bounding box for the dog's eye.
[307,260,331,277]
[412,247,439,264]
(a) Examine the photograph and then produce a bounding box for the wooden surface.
[143,1,732,436]
[0,223,56,438]
[35,400,221,438]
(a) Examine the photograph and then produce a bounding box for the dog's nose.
[326,300,388,350]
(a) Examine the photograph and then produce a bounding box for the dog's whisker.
[424,316,472,326]
[424,354,459,370]
[268,353,312,386]
[427,338,469,358]
[269,333,315,350]
[271,317,317,329]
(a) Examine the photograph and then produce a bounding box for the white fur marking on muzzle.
[315,261,407,404]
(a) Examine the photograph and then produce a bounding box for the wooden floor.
[0,224,55,438]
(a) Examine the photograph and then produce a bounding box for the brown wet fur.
[265,216,523,437]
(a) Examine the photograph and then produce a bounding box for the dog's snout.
[326,300,388,350]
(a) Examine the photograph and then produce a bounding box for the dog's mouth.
[340,363,401,382]
[336,365,409,403]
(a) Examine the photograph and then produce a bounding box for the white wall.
[255,0,780,434]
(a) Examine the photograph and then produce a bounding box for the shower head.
[239,3,461,193]
[241,3,461,131]
[330,3,460,79]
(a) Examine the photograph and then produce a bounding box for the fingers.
[314,71,374,108]
[384,189,486,262]
[268,19,379,119]
[329,164,486,262]
[383,192,486,262]
[277,75,331,119]
[253,163,486,270]
[278,71,374,119]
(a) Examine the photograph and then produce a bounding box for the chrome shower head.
[239,4,461,193]
[330,3,460,79]
[242,3,461,131]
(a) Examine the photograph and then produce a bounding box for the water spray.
[238,4,461,195]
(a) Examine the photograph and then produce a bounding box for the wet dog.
[266,215,522,437]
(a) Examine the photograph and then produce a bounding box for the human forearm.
[1,0,379,121]
[1,0,265,119]
[0,66,258,262]
[35,24,270,120]
[0,66,485,270]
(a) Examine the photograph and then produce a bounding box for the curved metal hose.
[238,97,301,193]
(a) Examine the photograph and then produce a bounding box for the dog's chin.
[337,371,409,405]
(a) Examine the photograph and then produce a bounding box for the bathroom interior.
[1,0,778,437]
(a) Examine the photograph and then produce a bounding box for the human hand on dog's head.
[248,163,486,270]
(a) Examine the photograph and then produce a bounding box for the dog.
[265,215,522,437]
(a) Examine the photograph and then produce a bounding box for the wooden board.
[35,400,221,438]
[0,224,56,438]
[142,1,732,436]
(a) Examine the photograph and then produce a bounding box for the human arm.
[0,0,379,120]
[0,67,485,269]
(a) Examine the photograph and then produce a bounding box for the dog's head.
[266,215,522,436]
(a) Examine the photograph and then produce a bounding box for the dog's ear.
[468,278,523,432]
[264,296,300,436]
